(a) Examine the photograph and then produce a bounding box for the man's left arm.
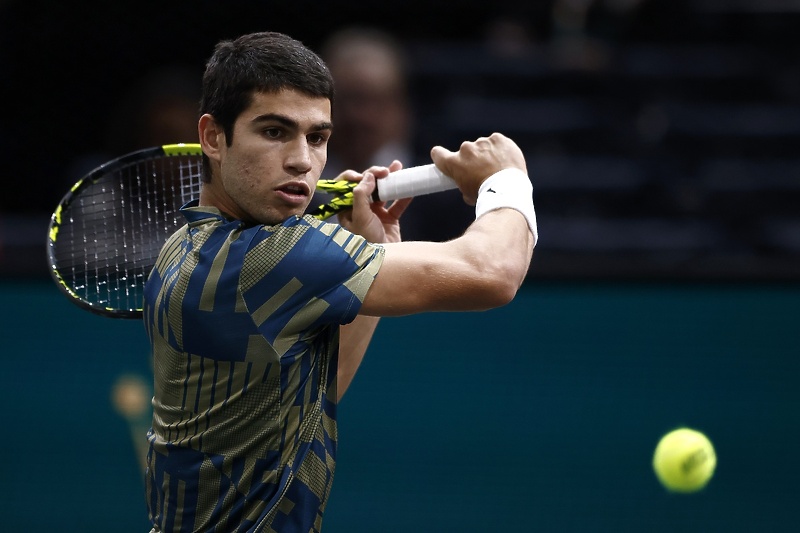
[337,316,380,400]
[334,161,411,401]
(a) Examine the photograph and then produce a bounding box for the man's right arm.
[360,208,533,316]
[358,133,536,317]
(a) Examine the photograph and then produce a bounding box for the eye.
[308,132,330,146]
[262,127,283,139]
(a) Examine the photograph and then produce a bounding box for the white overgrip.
[373,164,457,201]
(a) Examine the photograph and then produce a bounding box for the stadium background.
[1,0,799,531]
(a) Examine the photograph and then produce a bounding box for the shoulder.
[239,217,385,322]
[239,216,384,284]
[248,216,383,263]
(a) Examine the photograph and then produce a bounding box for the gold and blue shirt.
[143,202,384,532]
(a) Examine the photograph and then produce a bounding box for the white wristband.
[475,168,538,246]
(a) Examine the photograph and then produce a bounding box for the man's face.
[329,55,408,169]
[209,88,332,224]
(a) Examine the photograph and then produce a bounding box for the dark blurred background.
[2,0,800,280]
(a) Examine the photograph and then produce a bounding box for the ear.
[198,114,224,163]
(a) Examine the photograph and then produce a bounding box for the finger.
[334,169,362,183]
[363,165,391,180]
[352,171,377,209]
[336,209,352,226]
[387,160,403,173]
[386,197,413,220]
[338,172,384,236]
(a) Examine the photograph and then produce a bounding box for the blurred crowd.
[2,0,799,280]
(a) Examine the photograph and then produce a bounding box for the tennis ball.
[652,427,716,493]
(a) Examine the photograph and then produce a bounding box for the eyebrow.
[252,113,333,132]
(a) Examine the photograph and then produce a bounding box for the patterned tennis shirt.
[143,201,385,532]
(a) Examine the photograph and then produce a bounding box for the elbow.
[501,276,524,304]
[471,279,518,310]
[490,274,523,307]
[473,258,528,309]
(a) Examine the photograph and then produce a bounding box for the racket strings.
[53,154,203,312]
[179,156,203,205]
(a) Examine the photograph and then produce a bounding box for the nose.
[285,138,313,174]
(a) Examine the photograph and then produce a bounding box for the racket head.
[47,143,203,318]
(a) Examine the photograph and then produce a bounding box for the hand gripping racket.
[47,143,456,318]
[309,163,455,219]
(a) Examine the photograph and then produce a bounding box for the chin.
[266,208,305,225]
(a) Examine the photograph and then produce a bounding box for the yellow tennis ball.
[652,427,716,493]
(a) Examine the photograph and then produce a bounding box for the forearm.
[461,207,534,288]
[337,314,381,400]
[441,166,536,305]
[359,208,532,316]
[445,208,534,305]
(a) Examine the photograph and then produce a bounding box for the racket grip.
[372,164,457,202]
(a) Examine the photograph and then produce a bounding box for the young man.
[143,31,536,532]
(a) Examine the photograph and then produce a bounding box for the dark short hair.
[200,32,335,179]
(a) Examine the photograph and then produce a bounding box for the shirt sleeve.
[239,217,385,341]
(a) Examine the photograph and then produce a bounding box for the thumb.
[430,145,455,177]
[430,145,453,164]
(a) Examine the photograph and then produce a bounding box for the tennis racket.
[47,143,456,318]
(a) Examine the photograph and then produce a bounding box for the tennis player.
[143,31,536,532]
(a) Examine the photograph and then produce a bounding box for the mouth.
[275,181,311,205]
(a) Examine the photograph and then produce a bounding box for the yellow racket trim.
[310,179,358,220]
[162,143,202,156]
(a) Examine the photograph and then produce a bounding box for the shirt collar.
[180,199,229,224]
[179,199,306,229]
